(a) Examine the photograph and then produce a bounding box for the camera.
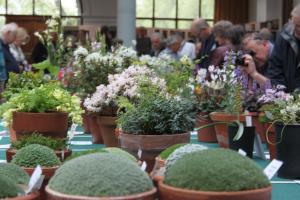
[235,50,256,66]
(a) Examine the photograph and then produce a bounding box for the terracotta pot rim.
[22,165,60,171]
[13,111,68,115]
[10,191,40,200]
[120,132,190,137]
[159,180,272,196]
[45,186,157,200]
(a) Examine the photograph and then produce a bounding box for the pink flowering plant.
[83,65,167,115]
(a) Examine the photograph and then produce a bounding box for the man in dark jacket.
[191,18,217,69]
[242,4,300,92]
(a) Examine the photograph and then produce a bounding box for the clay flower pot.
[119,132,190,172]
[195,112,217,143]
[9,192,40,200]
[209,112,245,148]
[82,111,91,134]
[45,186,157,200]
[23,166,60,200]
[96,116,119,147]
[263,123,276,160]
[87,114,104,144]
[6,148,72,162]
[12,112,68,140]
[158,180,272,200]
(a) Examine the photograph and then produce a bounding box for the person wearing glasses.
[242,4,300,92]
[242,32,274,76]
[9,27,30,72]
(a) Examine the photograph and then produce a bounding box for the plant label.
[141,161,147,171]
[238,149,247,156]
[68,123,78,140]
[245,116,252,127]
[26,165,43,194]
[264,159,283,180]
[137,148,142,159]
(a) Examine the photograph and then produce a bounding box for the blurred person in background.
[150,32,165,57]
[136,27,151,56]
[9,27,30,71]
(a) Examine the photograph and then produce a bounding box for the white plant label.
[238,149,247,157]
[245,115,252,127]
[264,159,283,180]
[26,165,42,194]
[141,161,147,171]
[68,123,78,141]
[137,148,142,159]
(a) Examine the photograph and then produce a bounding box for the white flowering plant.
[0,83,83,127]
[84,65,167,115]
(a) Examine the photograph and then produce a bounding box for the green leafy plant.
[11,133,66,151]
[0,175,23,199]
[49,153,153,197]
[164,149,270,192]
[3,72,48,100]
[66,147,137,162]
[0,83,83,127]
[12,144,61,168]
[0,163,30,185]
[165,144,207,169]
[117,92,197,135]
[159,143,187,160]
[32,60,59,76]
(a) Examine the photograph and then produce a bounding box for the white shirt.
[178,41,196,60]
[9,44,27,66]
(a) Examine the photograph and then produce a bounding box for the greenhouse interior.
[0,0,299,199]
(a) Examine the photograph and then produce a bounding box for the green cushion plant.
[12,144,61,168]
[159,143,187,160]
[164,149,270,192]
[49,153,153,197]
[0,163,29,185]
[0,175,23,198]
[165,144,208,169]
[11,133,66,150]
[65,148,137,162]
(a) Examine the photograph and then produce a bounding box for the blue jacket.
[0,41,7,81]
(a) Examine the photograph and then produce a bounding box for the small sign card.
[70,141,92,145]
[238,149,247,157]
[26,165,43,194]
[137,148,142,159]
[140,161,147,171]
[264,159,283,180]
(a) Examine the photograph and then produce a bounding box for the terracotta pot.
[23,166,59,200]
[97,116,119,147]
[195,113,217,143]
[251,112,266,142]
[9,192,40,200]
[12,112,68,140]
[158,180,272,200]
[151,157,166,187]
[9,125,17,143]
[263,123,276,160]
[45,186,157,200]
[119,132,190,172]
[87,114,104,144]
[209,112,246,148]
[6,148,72,162]
[82,111,90,134]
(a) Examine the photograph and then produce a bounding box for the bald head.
[190,18,211,40]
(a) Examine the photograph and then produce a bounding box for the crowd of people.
[1,3,300,94]
[136,4,300,93]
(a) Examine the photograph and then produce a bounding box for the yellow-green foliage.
[49,153,153,197]
[164,149,270,192]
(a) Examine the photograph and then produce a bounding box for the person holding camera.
[242,32,274,77]
[242,4,300,92]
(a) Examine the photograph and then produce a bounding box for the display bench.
[0,125,299,200]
